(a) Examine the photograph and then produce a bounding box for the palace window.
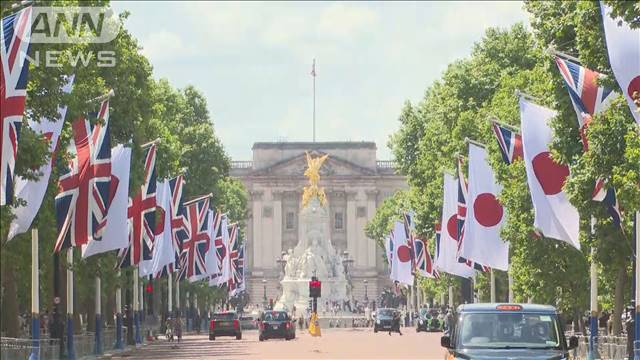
[334,211,344,230]
[285,211,295,230]
[357,206,367,218]
[262,206,273,218]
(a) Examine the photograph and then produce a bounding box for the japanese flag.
[390,220,414,285]
[520,98,580,249]
[435,173,476,278]
[458,143,509,271]
[600,3,640,125]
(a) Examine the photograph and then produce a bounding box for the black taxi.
[441,303,578,360]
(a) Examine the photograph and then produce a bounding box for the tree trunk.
[86,294,95,332]
[1,260,19,337]
[611,265,627,335]
[105,291,115,327]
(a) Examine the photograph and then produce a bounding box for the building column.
[271,191,283,271]
[365,190,379,268]
[346,191,358,267]
[250,190,264,269]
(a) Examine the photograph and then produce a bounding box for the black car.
[441,303,578,360]
[258,310,296,341]
[417,309,441,332]
[373,308,401,334]
[209,311,242,340]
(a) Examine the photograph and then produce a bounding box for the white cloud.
[111,1,529,160]
[316,3,378,40]
[139,30,198,63]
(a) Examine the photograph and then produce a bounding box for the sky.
[110,1,530,160]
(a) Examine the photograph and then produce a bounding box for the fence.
[0,337,60,360]
[568,334,629,360]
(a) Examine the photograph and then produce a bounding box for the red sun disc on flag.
[473,193,503,227]
[447,214,458,240]
[397,245,412,262]
[628,76,640,104]
[532,151,569,195]
[154,206,166,235]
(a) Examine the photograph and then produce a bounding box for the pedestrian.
[175,317,183,344]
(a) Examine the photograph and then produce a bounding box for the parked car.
[440,303,578,360]
[209,311,242,340]
[258,310,296,341]
[373,308,401,334]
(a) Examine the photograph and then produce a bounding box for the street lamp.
[363,279,369,303]
[262,279,267,303]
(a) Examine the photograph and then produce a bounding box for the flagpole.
[508,267,514,303]
[115,271,123,349]
[176,278,181,317]
[588,215,599,360]
[634,210,639,359]
[168,272,173,318]
[29,229,40,360]
[139,279,145,341]
[490,270,496,303]
[66,247,76,360]
[186,291,192,331]
[133,268,141,345]
[94,276,102,355]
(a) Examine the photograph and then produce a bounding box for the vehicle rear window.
[377,309,394,317]
[213,313,236,320]
[457,312,560,349]
[262,311,288,321]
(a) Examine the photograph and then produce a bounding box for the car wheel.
[209,335,215,341]
[236,333,242,340]
[259,335,264,342]
[285,336,291,341]
[374,327,378,333]
[416,328,420,333]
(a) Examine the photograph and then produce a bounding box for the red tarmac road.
[110,328,445,360]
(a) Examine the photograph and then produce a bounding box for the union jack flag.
[413,237,438,279]
[54,100,112,252]
[227,223,241,289]
[592,182,622,228]
[491,121,523,164]
[177,195,211,281]
[555,57,622,226]
[456,158,489,272]
[1,7,32,205]
[229,243,246,296]
[210,213,229,285]
[555,57,614,151]
[118,143,157,267]
[168,175,188,270]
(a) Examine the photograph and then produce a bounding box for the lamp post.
[262,279,267,305]
[363,279,369,303]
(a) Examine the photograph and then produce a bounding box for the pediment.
[251,151,376,177]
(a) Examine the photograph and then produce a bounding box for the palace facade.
[230,142,408,305]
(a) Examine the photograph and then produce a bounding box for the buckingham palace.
[230,141,408,305]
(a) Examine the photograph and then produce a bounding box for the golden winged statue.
[302,151,329,207]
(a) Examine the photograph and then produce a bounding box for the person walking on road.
[174,317,183,345]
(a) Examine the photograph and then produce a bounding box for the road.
[111,328,445,360]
